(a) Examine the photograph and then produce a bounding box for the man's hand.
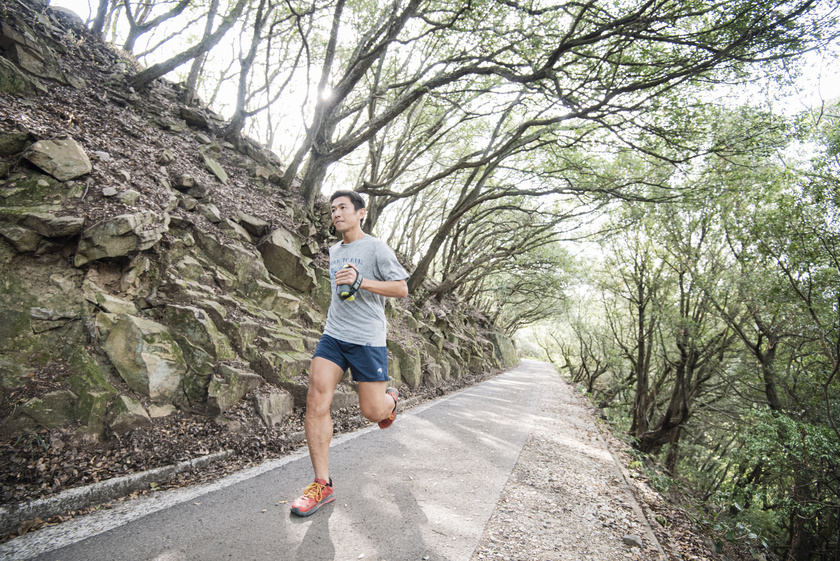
[334,264,358,286]
[336,264,363,301]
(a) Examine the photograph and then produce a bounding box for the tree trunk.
[183,0,219,106]
[300,153,333,209]
[664,427,681,475]
[91,0,110,36]
[630,263,652,437]
[636,351,692,455]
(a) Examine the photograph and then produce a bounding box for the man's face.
[331,196,365,232]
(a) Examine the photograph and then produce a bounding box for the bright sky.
[51,0,839,124]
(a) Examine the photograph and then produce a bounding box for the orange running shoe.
[290,478,334,517]
[378,388,398,429]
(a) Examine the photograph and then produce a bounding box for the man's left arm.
[360,277,408,299]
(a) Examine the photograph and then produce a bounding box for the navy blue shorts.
[313,334,389,382]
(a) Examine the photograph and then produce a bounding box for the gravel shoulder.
[471,361,720,561]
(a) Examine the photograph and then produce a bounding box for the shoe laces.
[303,480,330,501]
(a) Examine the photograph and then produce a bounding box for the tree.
[127,0,249,90]
[120,0,191,54]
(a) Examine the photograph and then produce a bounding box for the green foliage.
[14,431,49,459]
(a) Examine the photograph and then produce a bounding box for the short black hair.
[330,190,366,211]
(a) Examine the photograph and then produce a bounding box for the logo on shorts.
[378,368,383,374]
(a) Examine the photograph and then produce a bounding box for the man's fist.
[337,264,363,301]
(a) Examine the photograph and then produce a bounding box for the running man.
[290,190,409,517]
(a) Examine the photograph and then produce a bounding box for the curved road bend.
[5,360,551,561]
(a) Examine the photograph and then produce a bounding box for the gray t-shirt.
[323,234,409,347]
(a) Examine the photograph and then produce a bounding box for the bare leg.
[357,381,396,423]
[304,357,345,481]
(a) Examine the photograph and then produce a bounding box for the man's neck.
[341,227,365,244]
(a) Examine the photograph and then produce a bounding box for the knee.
[359,403,380,423]
[306,386,333,416]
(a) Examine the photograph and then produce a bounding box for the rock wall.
[0,1,518,441]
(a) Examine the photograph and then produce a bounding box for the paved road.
[3,361,551,561]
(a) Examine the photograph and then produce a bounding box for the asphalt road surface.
[3,360,550,561]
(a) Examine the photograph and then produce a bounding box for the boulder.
[387,339,422,388]
[330,386,358,411]
[207,363,263,413]
[0,57,46,95]
[491,331,519,367]
[0,205,86,239]
[22,137,92,181]
[164,305,234,361]
[88,292,139,315]
[0,223,41,252]
[0,355,25,390]
[148,404,176,418]
[75,210,169,266]
[2,28,67,84]
[95,312,120,340]
[104,315,187,403]
[172,254,206,281]
[236,211,269,237]
[0,130,33,156]
[19,390,77,428]
[76,389,112,433]
[107,395,152,434]
[253,351,311,391]
[197,203,222,223]
[622,535,644,549]
[22,212,85,238]
[180,107,210,129]
[258,229,317,293]
[250,280,301,318]
[29,306,79,333]
[218,218,251,243]
[423,362,443,386]
[193,230,268,290]
[253,391,294,427]
[157,148,175,165]
[254,324,306,353]
[66,348,117,432]
[311,269,332,310]
[117,189,141,205]
[66,347,117,395]
[201,153,228,184]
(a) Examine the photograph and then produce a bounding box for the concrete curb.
[0,450,233,534]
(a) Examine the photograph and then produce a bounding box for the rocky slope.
[0,0,517,535]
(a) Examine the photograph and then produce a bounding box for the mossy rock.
[0,173,62,206]
[104,315,187,403]
[387,339,421,388]
[106,395,151,434]
[0,355,25,390]
[488,331,518,367]
[164,305,235,360]
[179,344,214,404]
[76,389,112,433]
[66,347,117,396]
[311,268,332,311]
[20,390,78,429]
